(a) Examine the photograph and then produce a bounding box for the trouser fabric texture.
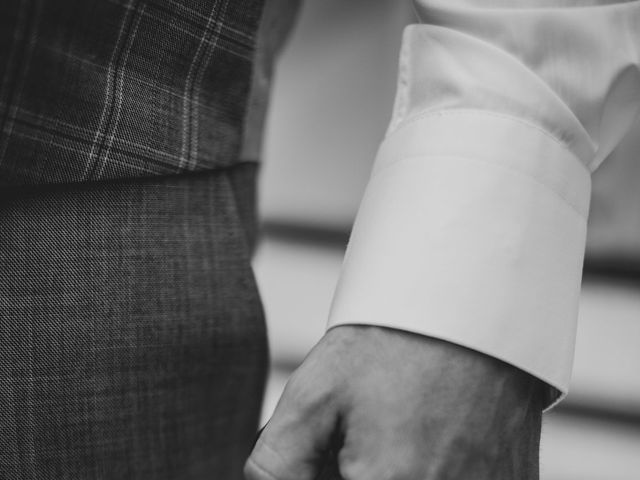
[0,162,268,479]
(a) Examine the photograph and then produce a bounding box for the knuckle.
[283,372,334,418]
[339,452,424,480]
[243,456,280,480]
[243,437,290,480]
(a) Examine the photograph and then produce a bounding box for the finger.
[335,412,426,480]
[315,442,344,480]
[244,374,339,480]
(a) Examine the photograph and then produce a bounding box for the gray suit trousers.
[0,163,268,478]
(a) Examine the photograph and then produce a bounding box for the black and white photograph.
[0,0,638,478]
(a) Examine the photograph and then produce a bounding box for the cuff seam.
[388,108,593,168]
[369,152,588,219]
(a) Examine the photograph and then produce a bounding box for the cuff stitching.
[388,108,593,169]
[369,152,588,219]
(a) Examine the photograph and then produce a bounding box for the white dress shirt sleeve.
[326,0,640,408]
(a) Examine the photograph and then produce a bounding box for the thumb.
[244,375,340,480]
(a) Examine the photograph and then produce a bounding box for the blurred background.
[251,1,640,479]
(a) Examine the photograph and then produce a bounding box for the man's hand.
[245,325,545,480]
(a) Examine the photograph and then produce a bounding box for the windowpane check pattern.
[0,0,264,187]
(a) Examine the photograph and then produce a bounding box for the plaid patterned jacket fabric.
[0,2,273,477]
[0,0,265,187]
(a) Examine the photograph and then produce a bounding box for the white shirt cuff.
[326,110,591,409]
